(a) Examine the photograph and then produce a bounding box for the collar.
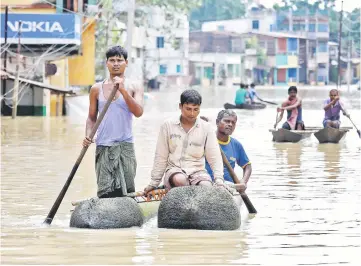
[218,136,231,145]
[173,116,200,128]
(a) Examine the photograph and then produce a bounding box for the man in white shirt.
[144,89,225,194]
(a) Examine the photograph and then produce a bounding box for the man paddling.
[323,89,350,128]
[144,89,226,194]
[275,86,305,130]
[205,110,252,193]
[82,45,144,198]
[248,83,262,104]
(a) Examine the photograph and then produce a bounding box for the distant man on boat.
[144,89,227,194]
[323,89,350,128]
[205,110,252,193]
[234,83,247,107]
[82,45,144,198]
[275,86,305,130]
[248,83,262,104]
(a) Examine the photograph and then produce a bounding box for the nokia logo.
[7,21,64,33]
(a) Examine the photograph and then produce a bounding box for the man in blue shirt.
[205,110,252,193]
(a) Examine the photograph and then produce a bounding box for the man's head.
[106,46,128,76]
[216,110,237,136]
[250,83,255,88]
[288,86,298,99]
[240,83,245,89]
[329,89,339,101]
[179,89,202,123]
[245,84,249,89]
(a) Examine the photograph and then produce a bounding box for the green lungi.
[95,142,137,198]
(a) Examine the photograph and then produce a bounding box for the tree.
[189,0,246,31]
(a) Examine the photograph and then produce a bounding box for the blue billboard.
[0,13,81,45]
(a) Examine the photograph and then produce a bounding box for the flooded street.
[1,87,360,265]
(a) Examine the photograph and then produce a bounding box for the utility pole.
[2,6,9,99]
[126,0,135,68]
[104,14,110,78]
[12,21,22,119]
[347,33,352,93]
[337,1,343,89]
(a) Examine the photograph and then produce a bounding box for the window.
[318,24,328,32]
[252,20,259,30]
[288,38,298,52]
[159,64,167,74]
[176,64,181,73]
[156,37,164,48]
[136,48,141,58]
[318,41,328,53]
[217,25,225,31]
[309,24,315,32]
[288,68,297,78]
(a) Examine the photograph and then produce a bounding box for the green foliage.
[189,0,246,31]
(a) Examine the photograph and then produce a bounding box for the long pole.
[337,1,343,89]
[43,84,119,225]
[12,21,22,119]
[2,6,9,101]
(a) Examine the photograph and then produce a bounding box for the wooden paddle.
[220,149,257,214]
[43,83,120,225]
[200,116,257,214]
[346,116,361,138]
[259,98,277,105]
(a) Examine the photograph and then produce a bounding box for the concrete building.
[201,4,331,85]
[1,0,96,116]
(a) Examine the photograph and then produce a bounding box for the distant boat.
[224,102,266,110]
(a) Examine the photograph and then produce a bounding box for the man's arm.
[324,97,338,111]
[148,124,170,188]
[282,97,301,111]
[339,101,350,117]
[204,127,224,183]
[236,142,252,184]
[242,164,252,184]
[121,81,144,117]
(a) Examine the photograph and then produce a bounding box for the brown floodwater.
[1,86,360,265]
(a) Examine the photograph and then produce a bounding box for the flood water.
[1,86,360,265]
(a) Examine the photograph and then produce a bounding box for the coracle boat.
[314,127,349,143]
[70,187,244,230]
[270,128,314,143]
[224,102,266,110]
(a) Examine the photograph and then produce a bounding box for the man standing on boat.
[144,89,226,194]
[323,89,350,128]
[275,86,305,130]
[205,110,252,193]
[82,45,144,198]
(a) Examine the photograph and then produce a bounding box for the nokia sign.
[0,13,81,45]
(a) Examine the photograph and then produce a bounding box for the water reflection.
[317,144,342,180]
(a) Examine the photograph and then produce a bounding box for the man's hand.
[277,107,284,112]
[144,185,156,195]
[234,181,247,193]
[332,96,340,103]
[213,179,232,194]
[113,76,125,93]
[82,137,93,147]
